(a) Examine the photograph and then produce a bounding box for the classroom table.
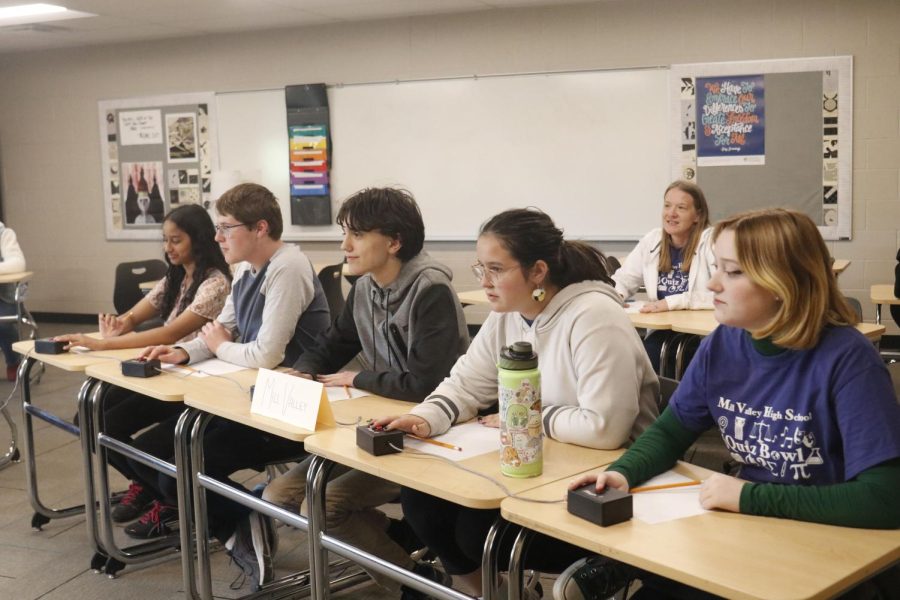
[832,258,851,275]
[0,271,39,471]
[870,284,900,325]
[500,461,900,600]
[303,414,623,600]
[78,358,203,579]
[10,339,141,529]
[178,368,341,600]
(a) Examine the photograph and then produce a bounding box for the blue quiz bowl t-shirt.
[669,325,900,485]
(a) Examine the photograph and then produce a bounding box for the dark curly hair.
[158,204,231,319]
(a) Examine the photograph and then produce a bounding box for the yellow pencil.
[631,480,702,493]
[408,434,463,452]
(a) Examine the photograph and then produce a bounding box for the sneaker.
[124,500,178,539]
[6,361,19,382]
[552,556,634,600]
[228,513,274,591]
[111,482,154,523]
[400,561,453,600]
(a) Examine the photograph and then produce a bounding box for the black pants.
[400,487,585,576]
[128,414,305,543]
[100,386,186,482]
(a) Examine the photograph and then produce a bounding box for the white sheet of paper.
[192,358,247,375]
[632,470,708,524]
[325,386,369,402]
[624,300,646,314]
[404,421,499,461]
[251,368,324,431]
[70,345,91,353]
[160,358,246,378]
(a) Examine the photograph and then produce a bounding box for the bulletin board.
[99,92,218,240]
[671,56,853,240]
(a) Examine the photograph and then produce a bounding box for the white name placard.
[251,369,335,431]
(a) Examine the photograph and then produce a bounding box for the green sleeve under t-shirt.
[607,408,900,529]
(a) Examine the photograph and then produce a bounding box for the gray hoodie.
[293,252,469,401]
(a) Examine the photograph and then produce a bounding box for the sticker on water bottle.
[499,378,542,475]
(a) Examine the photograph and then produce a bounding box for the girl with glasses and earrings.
[374,208,659,599]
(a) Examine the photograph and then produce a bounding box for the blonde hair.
[659,180,711,273]
[713,208,857,349]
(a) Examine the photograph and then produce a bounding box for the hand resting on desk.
[569,470,631,494]
[53,332,105,351]
[476,413,500,428]
[639,299,670,313]
[374,414,431,438]
[317,370,359,387]
[141,344,189,365]
[570,470,745,512]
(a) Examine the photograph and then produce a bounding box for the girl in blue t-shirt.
[559,208,900,600]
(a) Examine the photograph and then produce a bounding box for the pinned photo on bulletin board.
[99,92,217,240]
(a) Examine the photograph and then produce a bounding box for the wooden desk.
[304,406,623,599]
[870,284,900,325]
[9,339,142,530]
[457,288,489,307]
[501,462,900,600]
[138,279,158,292]
[79,359,205,578]
[304,416,623,510]
[832,258,851,275]
[180,368,326,599]
[184,367,311,442]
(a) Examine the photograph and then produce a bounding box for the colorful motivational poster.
[696,75,765,166]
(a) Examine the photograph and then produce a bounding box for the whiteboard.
[216,69,671,241]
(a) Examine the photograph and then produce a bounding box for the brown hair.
[215,183,283,240]
[659,180,710,273]
[713,208,857,349]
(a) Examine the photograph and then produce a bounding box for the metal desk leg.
[23,356,89,528]
[658,336,673,378]
[481,517,508,600]
[14,280,38,341]
[86,382,181,577]
[307,454,336,600]
[190,411,216,600]
[78,377,102,559]
[506,526,534,600]
[674,334,694,380]
[876,303,883,325]
[176,407,202,600]
[0,405,19,469]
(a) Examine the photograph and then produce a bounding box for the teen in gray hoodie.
[230,188,469,592]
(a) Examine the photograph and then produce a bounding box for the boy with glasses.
[121,183,330,557]
[236,187,469,592]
